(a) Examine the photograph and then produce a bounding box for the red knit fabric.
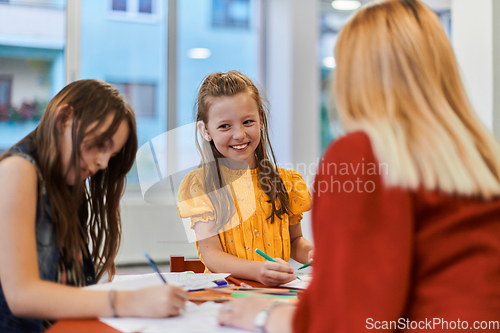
[293,131,500,333]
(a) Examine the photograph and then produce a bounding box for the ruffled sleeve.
[177,169,215,228]
[280,169,312,225]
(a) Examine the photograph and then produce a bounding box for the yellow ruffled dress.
[177,165,311,272]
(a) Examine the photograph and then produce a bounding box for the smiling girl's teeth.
[232,143,248,150]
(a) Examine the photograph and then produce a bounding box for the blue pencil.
[144,252,167,284]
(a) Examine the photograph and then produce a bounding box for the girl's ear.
[197,120,212,141]
[55,104,74,131]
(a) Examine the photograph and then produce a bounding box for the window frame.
[0,75,13,108]
[106,0,160,23]
[212,0,251,29]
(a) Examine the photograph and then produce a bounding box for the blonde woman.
[217,0,500,332]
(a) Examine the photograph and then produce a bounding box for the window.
[81,0,166,184]
[112,0,152,14]
[212,0,251,29]
[0,0,263,262]
[108,0,158,21]
[112,0,127,11]
[0,1,65,150]
[110,82,156,117]
[138,0,152,14]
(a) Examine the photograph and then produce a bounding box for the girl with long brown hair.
[217,1,500,332]
[177,71,314,287]
[0,79,187,332]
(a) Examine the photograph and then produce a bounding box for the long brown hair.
[2,79,138,281]
[195,71,291,230]
[334,0,500,197]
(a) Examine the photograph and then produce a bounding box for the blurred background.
[0,0,497,272]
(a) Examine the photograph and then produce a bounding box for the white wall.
[266,0,320,263]
[452,0,500,139]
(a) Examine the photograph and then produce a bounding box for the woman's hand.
[116,285,188,318]
[307,248,314,263]
[258,258,296,287]
[218,297,295,333]
[218,297,276,331]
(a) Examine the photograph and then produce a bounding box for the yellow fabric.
[177,166,312,273]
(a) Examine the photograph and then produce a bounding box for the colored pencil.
[143,252,167,284]
[297,262,312,270]
[227,275,254,288]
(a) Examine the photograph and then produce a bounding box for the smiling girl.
[177,71,314,286]
[0,80,187,333]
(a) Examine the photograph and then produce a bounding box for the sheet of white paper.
[87,272,230,291]
[100,301,248,333]
[280,273,312,289]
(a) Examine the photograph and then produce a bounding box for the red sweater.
[293,132,500,332]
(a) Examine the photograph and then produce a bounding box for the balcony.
[0,1,65,50]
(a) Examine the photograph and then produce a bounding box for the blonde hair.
[334,0,500,198]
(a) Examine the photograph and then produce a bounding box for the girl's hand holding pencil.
[255,249,296,287]
[258,259,296,286]
[121,284,188,318]
[128,252,188,317]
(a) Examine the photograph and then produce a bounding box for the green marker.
[297,262,312,270]
[255,248,276,262]
[231,293,297,299]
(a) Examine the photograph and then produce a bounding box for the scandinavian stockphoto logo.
[136,122,256,243]
[276,158,389,196]
[313,159,389,195]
